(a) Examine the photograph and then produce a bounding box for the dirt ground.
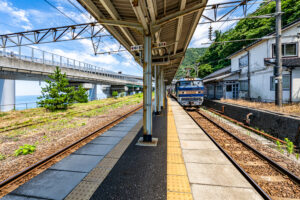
[220,99,300,117]
[0,95,142,182]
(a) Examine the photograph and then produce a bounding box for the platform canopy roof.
[76,0,208,84]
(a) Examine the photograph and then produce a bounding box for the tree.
[198,64,213,78]
[72,85,88,103]
[38,67,74,111]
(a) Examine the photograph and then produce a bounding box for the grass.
[0,94,143,142]
[220,99,300,116]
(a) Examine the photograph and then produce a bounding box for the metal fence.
[0,46,142,84]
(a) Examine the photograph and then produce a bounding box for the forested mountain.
[197,0,300,72]
[175,48,207,79]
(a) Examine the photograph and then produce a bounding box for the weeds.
[296,153,299,160]
[0,153,6,160]
[276,140,284,154]
[284,138,294,156]
[14,144,36,156]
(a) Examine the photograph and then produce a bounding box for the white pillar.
[0,79,15,111]
[143,36,152,142]
[155,65,161,114]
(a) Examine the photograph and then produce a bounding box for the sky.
[0,0,259,96]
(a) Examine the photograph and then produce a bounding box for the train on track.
[170,77,204,108]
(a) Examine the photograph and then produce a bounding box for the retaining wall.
[203,100,300,146]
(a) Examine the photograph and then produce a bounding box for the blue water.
[15,95,39,110]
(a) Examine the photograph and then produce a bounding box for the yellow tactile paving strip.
[167,98,193,200]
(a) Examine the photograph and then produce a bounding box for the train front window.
[179,81,202,87]
[180,81,192,87]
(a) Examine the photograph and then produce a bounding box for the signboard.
[131,45,143,51]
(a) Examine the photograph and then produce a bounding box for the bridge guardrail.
[0,46,142,84]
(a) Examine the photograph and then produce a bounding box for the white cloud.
[0,0,33,30]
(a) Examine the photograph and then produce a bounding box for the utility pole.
[275,0,282,106]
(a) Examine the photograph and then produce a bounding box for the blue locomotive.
[174,78,204,107]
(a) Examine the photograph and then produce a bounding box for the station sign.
[154,42,166,48]
[131,45,143,51]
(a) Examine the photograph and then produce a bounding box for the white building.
[204,19,300,102]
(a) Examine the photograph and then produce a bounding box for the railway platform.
[2,98,264,200]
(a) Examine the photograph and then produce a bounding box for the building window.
[239,55,248,68]
[270,75,290,91]
[226,85,232,92]
[273,43,297,57]
[240,80,248,91]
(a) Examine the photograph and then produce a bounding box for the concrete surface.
[169,98,263,200]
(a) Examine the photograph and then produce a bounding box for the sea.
[15,95,39,110]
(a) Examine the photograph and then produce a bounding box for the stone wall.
[203,100,300,146]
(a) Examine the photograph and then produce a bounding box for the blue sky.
[0,0,259,96]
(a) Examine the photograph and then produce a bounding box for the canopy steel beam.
[99,0,137,46]
[174,0,186,55]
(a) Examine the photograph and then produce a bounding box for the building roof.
[76,0,208,84]
[264,57,300,68]
[228,18,300,59]
[203,66,231,80]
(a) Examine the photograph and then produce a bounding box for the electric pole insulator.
[208,25,213,41]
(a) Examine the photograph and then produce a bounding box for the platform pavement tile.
[11,169,87,200]
[50,154,104,173]
[73,144,114,156]
[176,128,205,135]
[182,149,231,165]
[108,126,133,131]
[1,195,47,200]
[191,184,263,200]
[178,133,210,141]
[186,163,252,188]
[180,140,218,150]
[101,130,128,137]
[175,124,199,129]
[90,136,122,145]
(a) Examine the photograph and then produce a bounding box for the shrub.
[14,144,36,156]
[112,91,118,98]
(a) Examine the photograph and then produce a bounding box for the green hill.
[175,48,207,79]
[197,0,300,71]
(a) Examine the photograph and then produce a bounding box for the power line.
[43,0,78,24]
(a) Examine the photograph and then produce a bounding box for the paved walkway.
[169,98,263,200]
[2,99,264,200]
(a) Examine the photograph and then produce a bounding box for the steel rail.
[0,104,143,191]
[185,110,272,200]
[196,110,300,184]
[188,109,300,186]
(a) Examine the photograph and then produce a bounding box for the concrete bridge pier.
[89,84,98,101]
[0,79,15,112]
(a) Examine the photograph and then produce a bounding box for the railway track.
[0,97,137,133]
[0,104,142,198]
[187,109,300,200]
